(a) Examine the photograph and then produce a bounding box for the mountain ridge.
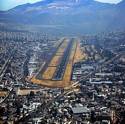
[0,0,125,35]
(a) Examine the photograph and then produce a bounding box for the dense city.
[0,30,125,124]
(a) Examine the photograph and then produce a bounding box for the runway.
[30,38,85,88]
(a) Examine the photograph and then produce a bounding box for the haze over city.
[0,0,125,124]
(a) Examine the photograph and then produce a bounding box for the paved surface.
[30,38,84,88]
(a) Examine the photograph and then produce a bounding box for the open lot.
[0,91,7,97]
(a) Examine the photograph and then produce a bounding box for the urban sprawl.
[0,30,125,124]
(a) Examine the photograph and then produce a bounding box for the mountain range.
[0,0,125,35]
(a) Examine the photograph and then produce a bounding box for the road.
[0,50,15,82]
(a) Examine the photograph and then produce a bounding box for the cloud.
[95,0,122,4]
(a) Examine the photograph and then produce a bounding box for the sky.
[0,0,122,11]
